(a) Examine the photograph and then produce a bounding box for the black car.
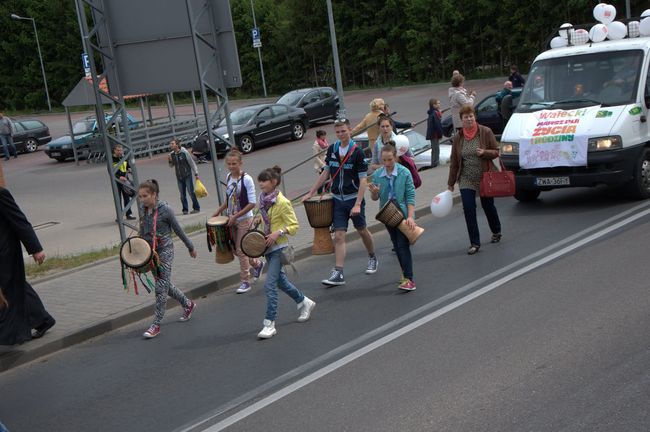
[276,87,339,125]
[192,104,309,156]
[442,88,522,138]
[11,119,51,153]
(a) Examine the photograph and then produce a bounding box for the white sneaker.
[257,319,276,339]
[297,297,316,322]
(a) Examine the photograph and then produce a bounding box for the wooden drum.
[303,194,334,255]
[240,230,268,258]
[375,200,424,245]
[120,236,155,273]
[206,216,235,264]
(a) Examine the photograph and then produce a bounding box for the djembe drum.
[240,229,268,258]
[375,201,424,245]
[303,193,335,255]
[120,236,155,273]
[206,216,235,264]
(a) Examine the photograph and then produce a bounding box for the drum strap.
[327,144,357,193]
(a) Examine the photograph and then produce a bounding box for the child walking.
[212,149,264,294]
[138,179,197,338]
[256,166,315,339]
[368,144,418,291]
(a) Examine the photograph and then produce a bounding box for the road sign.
[251,27,261,48]
[82,52,91,77]
[253,40,262,48]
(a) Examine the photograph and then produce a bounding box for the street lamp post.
[326,0,345,117]
[11,13,52,111]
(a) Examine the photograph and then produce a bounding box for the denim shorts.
[332,198,366,231]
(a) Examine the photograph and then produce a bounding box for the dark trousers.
[429,138,440,167]
[177,175,200,212]
[460,188,501,247]
[118,183,133,217]
[386,225,413,280]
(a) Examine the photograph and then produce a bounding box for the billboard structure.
[75,0,241,242]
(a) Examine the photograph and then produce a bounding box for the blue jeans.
[176,175,200,212]
[460,188,501,247]
[264,248,304,321]
[0,134,16,159]
[386,225,413,280]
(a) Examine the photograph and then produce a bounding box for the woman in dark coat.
[426,98,443,167]
[0,187,55,345]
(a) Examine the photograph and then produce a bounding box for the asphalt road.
[1,186,649,432]
[2,79,504,255]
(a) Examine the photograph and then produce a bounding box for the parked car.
[353,129,447,171]
[191,103,308,156]
[44,113,138,162]
[441,87,523,137]
[11,119,51,153]
[276,87,339,125]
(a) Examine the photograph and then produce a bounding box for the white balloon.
[593,3,607,22]
[641,17,650,37]
[430,190,452,218]
[550,36,567,48]
[589,24,608,42]
[641,9,650,18]
[559,23,572,40]
[601,4,616,24]
[628,21,640,38]
[572,29,590,45]
[606,21,627,40]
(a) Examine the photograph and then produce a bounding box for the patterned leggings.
[153,247,191,326]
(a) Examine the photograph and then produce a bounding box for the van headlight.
[500,142,519,155]
[588,136,621,152]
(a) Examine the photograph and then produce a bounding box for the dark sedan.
[192,103,308,156]
[276,87,339,125]
[12,119,51,153]
[442,88,522,138]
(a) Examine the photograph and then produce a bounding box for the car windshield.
[517,49,643,112]
[72,120,95,134]
[277,93,303,106]
[405,131,429,153]
[219,108,256,126]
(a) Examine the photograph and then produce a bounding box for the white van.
[500,34,650,201]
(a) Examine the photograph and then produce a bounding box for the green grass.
[25,221,208,279]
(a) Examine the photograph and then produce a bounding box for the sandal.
[467,245,480,255]
[491,233,502,243]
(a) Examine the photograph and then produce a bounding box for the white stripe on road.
[189,203,650,432]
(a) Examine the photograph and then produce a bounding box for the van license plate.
[50,152,61,157]
[535,177,570,186]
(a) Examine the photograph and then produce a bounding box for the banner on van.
[519,106,601,169]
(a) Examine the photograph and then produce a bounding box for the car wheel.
[291,122,305,140]
[24,138,38,153]
[625,148,650,199]
[55,157,67,162]
[238,135,254,154]
[514,186,541,202]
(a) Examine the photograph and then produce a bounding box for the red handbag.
[479,158,515,198]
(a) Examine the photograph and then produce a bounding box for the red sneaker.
[143,324,160,338]
[398,279,416,291]
[179,301,196,322]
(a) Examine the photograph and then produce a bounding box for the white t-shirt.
[226,173,257,222]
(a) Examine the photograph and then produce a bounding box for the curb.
[1,192,460,372]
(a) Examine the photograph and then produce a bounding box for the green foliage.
[0,0,648,110]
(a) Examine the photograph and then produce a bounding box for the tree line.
[0,0,646,111]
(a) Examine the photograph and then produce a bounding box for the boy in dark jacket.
[426,99,443,167]
[303,118,377,286]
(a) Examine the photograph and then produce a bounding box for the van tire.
[514,187,540,202]
[626,148,650,199]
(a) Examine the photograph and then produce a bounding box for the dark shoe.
[126,215,136,220]
[491,233,502,243]
[467,245,480,255]
[32,318,56,339]
[190,209,200,214]
[182,210,189,215]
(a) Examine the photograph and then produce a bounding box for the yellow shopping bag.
[195,178,208,198]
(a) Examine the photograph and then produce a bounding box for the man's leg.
[177,177,189,213]
[0,135,9,160]
[187,176,200,211]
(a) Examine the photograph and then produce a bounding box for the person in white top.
[448,73,476,132]
[212,149,264,293]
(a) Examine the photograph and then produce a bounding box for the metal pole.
[30,19,51,111]
[250,0,267,97]
[326,0,345,116]
[625,0,631,19]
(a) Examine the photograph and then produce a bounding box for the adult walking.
[448,74,476,134]
[447,105,502,255]
[168,138,200,215]
[351,98,385,148]
[0,183,56,345]
[303,118,377,286]
[0,113,17,161]
[425,98,443,168]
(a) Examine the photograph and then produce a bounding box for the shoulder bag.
[479,157,515,198]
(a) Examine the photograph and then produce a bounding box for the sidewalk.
[0,163,456,372]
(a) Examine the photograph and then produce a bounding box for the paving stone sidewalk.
[0,164,454,372]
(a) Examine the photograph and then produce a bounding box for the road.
[1,186,649,431]
[2,79,504,256]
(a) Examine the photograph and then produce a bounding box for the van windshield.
[517,49,643,112]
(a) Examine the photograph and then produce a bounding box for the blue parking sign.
[251,27,260,41]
